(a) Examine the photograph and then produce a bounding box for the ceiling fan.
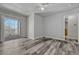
[36,3,50,11]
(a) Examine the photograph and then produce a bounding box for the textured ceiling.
[0,3,79,16]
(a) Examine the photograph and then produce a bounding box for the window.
[4,17,20,40]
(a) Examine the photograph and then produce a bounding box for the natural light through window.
[4,17,19,39]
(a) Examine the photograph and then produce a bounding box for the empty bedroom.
[0,3,79,55]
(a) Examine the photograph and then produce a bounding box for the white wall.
[30,8,79,40]
[28,13,35,39]
[34,14,44,39]
[44,14,65,40]
[43,8,79,40]
[20,17,27,38]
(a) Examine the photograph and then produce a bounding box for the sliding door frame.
[1,15,21,42]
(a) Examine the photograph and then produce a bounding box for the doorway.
[65,15,78,42]
[65,16,68,40]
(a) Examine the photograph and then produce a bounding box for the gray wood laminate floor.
[0,38,79,55]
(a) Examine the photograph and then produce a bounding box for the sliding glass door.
[4,17,20,41]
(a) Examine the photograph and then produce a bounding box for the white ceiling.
[0,3,79,16]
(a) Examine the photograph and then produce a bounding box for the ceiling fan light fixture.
[38,3,49,11]
[40,7,45,11]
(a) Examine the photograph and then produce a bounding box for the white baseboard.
[34,36,66,42]
[67,37,77,40]
[34,36,45,39]
[44,36,65,40]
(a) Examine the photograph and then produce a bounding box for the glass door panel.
[4,17,20,41]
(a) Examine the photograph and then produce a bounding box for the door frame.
[64,14,78,42]
[1,15,21,42]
